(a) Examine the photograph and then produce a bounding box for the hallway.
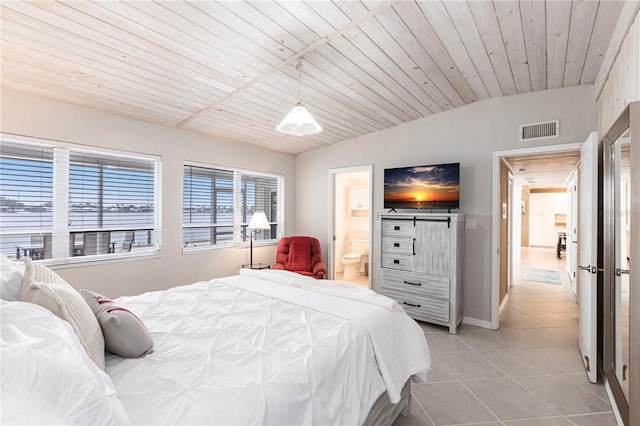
[394,247,617,426]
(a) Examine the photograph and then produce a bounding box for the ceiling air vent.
[519,120,559,142]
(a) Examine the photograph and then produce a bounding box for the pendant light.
[276,57,322,136]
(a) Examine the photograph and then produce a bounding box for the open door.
[328,166,373,287]
[578,131,598,383]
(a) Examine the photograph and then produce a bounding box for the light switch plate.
[465,219,477,230]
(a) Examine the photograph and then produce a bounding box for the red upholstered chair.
[272,236,327,279]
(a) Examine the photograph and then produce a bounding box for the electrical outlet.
[465,218,477,230]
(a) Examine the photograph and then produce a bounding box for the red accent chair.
[272,236,327,279]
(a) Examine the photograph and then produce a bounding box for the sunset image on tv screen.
[384,163,459,210]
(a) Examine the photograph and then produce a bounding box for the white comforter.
[108,271,430,425]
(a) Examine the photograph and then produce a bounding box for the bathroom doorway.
[328,166,372,288]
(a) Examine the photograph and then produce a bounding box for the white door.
[578,131,598,383]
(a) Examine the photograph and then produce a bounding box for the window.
[0,136,161,262]
[183,164,282,249]
[0,141,54,257]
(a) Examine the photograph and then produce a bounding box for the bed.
[1,259,431,425]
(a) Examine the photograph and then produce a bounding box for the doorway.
[492,142,584,329]
[328,166,372,288]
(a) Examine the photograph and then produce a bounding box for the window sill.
[36,249,161,270]
[182,240,278,255]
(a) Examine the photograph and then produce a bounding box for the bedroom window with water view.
[0,137,161,263]
[182,164,282,250]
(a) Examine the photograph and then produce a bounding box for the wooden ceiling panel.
[581,1,625,84]
[494,1,531,94]
[418,0,490,100]
[468,1,517,96]
[505,151,581,188]
[563,1,600,87]
[0,0,626,155]
[519,0,547,91]
[443,1,503,98]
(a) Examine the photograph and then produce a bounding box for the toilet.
[341,240,369,280]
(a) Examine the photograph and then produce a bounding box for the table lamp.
[247,211,271,266]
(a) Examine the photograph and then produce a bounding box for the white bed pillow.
[0,300,130,425]
[81,289,154,358]
[1,255,25,301]
[18,258,106,370]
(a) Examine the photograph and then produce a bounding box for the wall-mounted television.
[384,163,460,210]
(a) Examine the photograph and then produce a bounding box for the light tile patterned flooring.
[335,270,370,287]
[393,248,618,426]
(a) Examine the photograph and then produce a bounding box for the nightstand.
[242,263,271,270]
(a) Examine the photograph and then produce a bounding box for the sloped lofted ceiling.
[0,1,627,155]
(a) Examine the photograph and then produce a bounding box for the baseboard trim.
[499,292,510,315]
[462,316,493,329]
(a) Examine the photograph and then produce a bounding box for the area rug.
[524,269,561,285]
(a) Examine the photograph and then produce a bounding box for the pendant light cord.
[296,57,303,104]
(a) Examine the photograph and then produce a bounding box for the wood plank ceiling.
[0,1,626,155]
[504,151,581,188]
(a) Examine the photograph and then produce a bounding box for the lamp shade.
[275,103,322,136]
[248,211,271,230]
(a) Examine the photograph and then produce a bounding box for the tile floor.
[335,270,369,287]
[393,248,618,426]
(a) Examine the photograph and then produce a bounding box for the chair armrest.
[272,263,285,270]
[313,261,327,279]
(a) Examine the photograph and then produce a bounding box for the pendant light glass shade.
[276,102,323,136]
[276,57,322,137]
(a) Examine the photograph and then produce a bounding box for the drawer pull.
[403,301,421,308]
[404,280,422,286]
[393,259,400,264]
[394,226,400,231]
[393,242,400,247]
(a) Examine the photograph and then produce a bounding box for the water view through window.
[0,140,159,259]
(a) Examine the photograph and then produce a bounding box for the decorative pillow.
[1,255,25,301]
[0,300,130,425]
[18,258,106,370]
[81,289,154,358]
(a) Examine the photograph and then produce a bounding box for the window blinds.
[183,165,234,247]
[0,137,160,261]
[0,141,54,255]
[68,150,156,230]
[183,164,282,248]
[239,172,278,241]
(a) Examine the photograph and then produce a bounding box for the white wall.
[529,192,568,247]
[295,85,596,323]
[0,88,297,298]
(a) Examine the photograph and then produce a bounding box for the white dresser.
[377,213,464,334]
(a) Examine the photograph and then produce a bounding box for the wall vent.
[519,120,559,142]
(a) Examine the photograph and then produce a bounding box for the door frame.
[507,171,514,291]
[491,142,583,329]
[327,165,373,283]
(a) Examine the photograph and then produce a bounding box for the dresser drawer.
[381,236,414,254]
[382,220,414,237]
[381,289,450,323]
[381,253,413,271]
[380,269,450,300]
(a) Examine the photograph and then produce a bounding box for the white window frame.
[182,161,284,253]
[0,133,162,265]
